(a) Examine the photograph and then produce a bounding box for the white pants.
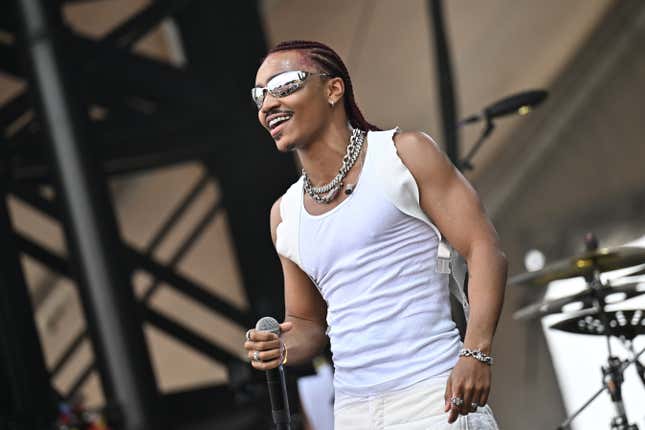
[334,373,499,430]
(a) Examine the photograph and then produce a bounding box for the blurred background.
[1,0,644,429]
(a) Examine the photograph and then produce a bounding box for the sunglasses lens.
[268,70,307,98]
[251,71,310,109]
[251,87,265,109]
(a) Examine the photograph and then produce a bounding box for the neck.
[297,119,354,186]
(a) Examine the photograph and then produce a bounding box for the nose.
[262,94,280,111]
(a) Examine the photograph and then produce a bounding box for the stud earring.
[329,100,335,108]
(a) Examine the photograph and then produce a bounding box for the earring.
[329,100,335,108]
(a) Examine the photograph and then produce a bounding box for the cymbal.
[509,247,645,287]
[513,282,645,320]
[550,309,645,340]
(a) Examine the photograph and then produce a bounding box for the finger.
[443,375,452,412]
[461,384,474,416]
[251,330,279,342]
[251,356,282,371]
[479,386,490,407]
[448,405,460,424]
[247,348,282,362]
[245,339,280,351]
[468,387,480,411]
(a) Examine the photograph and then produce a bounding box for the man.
[244,40,506,429]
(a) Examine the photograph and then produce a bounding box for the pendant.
[322,185,341,202]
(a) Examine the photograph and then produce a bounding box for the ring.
[253,350,261,362]
[245,329,253,341]
[471,402,479,411]
[450,396,464,407]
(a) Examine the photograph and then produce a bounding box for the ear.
[326,76,345,105]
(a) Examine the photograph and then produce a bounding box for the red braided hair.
[266,40,381,131]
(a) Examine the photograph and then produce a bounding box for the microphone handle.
[266,365,291,429]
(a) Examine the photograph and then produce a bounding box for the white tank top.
[276,127,461,396]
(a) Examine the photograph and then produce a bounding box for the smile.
[269,114,292,137]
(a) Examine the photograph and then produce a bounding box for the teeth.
[269,115,291,129]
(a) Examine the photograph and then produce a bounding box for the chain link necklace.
[302,128,366,204]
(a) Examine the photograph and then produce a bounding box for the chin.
[273,131,300,152]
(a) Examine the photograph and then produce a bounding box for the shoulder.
[393,130,442,157]
[392,130,454,184]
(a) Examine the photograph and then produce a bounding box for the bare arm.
[394,131,507,420]
[244,197,328,369]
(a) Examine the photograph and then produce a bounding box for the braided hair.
[266,40,381,131]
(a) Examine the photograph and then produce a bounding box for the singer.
[243,40,507,429]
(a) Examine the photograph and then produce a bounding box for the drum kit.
[510,234,645,430]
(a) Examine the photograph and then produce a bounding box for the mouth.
[267,113,293,137]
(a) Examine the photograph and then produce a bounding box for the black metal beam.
[12,186,251,328]
[14,1,162,429]
[428,0,460,165]
[0,91,31,131]
[64,361,96,401]
[143,173,210,257]
[14,232,70,276]
[126,245,252,327]
[0,44,22,77]
[142,200,222,302]
[0,185,56,428]
[175,1,300,321]
[97,0,191,50]
[161,384,265,429]
[0,3,19,33]
[12,184,252,368]
[144,305,243,365]
[51,329,87,377]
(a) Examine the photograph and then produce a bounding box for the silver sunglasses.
[251,70,330,109]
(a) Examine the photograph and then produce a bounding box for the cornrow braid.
[266,40,381,131]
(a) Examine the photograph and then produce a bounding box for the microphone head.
[484,90,548,119]
[255,316,280,335]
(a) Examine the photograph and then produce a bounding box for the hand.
[243,321,293,371]
[443,356,491,423]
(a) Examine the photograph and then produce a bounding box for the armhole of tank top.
[275,177,304,268]
[387,127,443,242]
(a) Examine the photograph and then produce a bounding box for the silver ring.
[245,329,253,341]
[253,350,261,361]
[450,396,464,407]
[471,402,479,411]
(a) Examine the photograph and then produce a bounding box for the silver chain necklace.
[302,128,366,204]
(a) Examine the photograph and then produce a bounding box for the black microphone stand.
[460,113,494,171]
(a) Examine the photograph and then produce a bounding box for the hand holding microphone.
[244,318,292,370]
[244,317,293,429]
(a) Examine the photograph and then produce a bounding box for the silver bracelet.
[459,348,493,366]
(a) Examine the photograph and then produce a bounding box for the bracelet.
[459,348,493,366]
[281,343,288,366]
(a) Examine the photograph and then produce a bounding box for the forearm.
[462,242,507,355]
[282,315,328,365]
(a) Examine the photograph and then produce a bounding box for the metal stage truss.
[1,0,299,429]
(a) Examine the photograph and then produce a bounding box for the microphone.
[256,316,291,429]
[483,90,547,120]
[458,90,548,126]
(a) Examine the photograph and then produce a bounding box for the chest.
[298,177,436,283]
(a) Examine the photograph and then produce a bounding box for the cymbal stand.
[556,245,643,430]
[624,340,645,388]
[557,266,644,430]
[557,344,645,430]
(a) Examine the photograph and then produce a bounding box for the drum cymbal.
[513,282,645,320]
[509,247,645,287]
[550,309,645,339]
